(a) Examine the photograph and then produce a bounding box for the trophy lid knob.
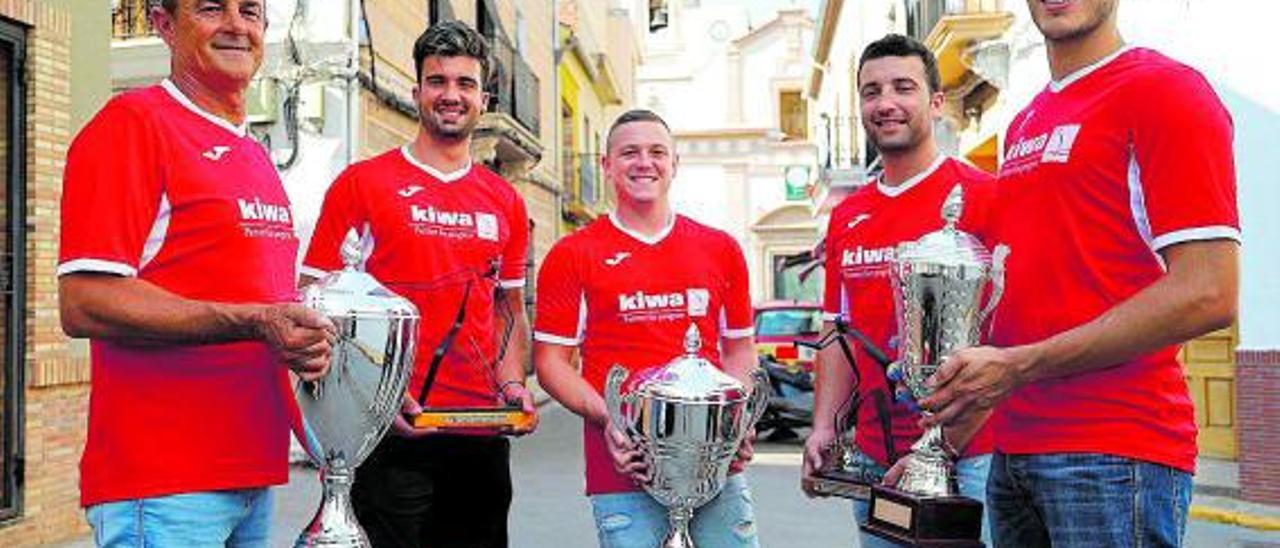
[340,229,363,270]
[941,184,964,230]
[683,324,702,355]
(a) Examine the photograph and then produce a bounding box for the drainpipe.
[346,0,361,165]
[552,0,563,241]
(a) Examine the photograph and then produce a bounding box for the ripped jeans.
[589,474,759,548]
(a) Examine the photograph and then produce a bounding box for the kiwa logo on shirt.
[409,205,500,241]
[1004,123,1082,165]
[616,288,710,323]
[237,197,294,240]
[841,245,895,267]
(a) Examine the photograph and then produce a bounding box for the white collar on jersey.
[160,79,249,138]
[400,145,473,183]
[608,210,676,245]
[1049,45,1135,93]
[877,153,945,198]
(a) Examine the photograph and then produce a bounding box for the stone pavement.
[1191,457,1280,532]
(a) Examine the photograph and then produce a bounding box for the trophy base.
[861,485,984,547]
[413,405,535,434]
[803,469,873,500]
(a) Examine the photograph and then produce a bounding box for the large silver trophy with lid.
[605,325,770,548]
[294,231,420,547]
[862,185,1007,547]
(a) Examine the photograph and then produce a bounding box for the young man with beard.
[59,0,335,544]
[301,20,536,548]
[799,34,996,547]
[534,109,761,547]
[920,1,1239,545]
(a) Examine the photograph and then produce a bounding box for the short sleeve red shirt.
[302,148,530,408]
[822,156,997,466]
[59,81,300,506]
[534,215,753,495]
[993,48,1238,472]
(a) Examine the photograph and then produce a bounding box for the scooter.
[756,353,814,441]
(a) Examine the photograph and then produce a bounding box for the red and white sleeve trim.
[722,327,754,339]
[498,278,526,289]
[533,331,581,346]
[57,259,137,277]
[1151,226,1241,251]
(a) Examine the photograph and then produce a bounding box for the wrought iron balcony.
[488,35,541,136]
[113,0,156,40]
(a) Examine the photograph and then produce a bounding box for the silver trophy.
[294,231,420,547]
[863,185,1006,546]
[605,325,770,548]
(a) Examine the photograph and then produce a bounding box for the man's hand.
[605,422,650,484]
[881,453,911,486]
[918,345,1033,428]
[500,382,540,436]
[729,428,756,474]
[255,304,336,382]
[390,393,440,439]
[801,425,838,498]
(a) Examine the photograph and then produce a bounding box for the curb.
[1189,505,1280,532]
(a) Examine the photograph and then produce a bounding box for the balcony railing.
[488,35,541,136]
[562,152,603,208]
[907,0,1005,41]
[113,0,156,40]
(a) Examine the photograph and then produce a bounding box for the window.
[0,18,26,523]
[779,90,807,141]
[772,254,822,302]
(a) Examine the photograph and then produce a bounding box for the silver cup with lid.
[294,231,420,547]
[605,324,770,548]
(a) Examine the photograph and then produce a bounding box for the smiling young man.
[58,0,336,544]
[919,1,1239,545]
[300,20,534,548]
[798,34,997,547]
[534,110,761,547]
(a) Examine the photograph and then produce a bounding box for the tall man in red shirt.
[301,20,535,548]
[534,110,761,547]
[921,1,1239,545]
[799,34,996,547]
[58,0,335,544]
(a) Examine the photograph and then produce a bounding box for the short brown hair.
[606,109,672,153]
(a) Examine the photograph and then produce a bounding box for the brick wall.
[0,1,93,546]
[1238,349,1280,505]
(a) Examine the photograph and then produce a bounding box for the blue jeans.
[85,488,273,547]
[987,452,1192,548]
[852,451,993,548]
[590,474,759,548]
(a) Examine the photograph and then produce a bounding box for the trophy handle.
[979,244,1010,338]
[743,368,772,433]
[604,366,635,438]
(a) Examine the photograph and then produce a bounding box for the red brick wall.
[1238,349,1280,505]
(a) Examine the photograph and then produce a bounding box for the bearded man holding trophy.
[801,35,1000,547]
[534,109,767,548]
[300,20,537,548]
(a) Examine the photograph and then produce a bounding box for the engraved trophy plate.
[605,325,771,548]
[295,231,420,547]
[862,185,1006,548]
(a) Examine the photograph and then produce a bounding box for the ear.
[929,90,945,119]
[151,6,177,48]
[479,91,491,112]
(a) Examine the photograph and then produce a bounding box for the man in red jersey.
[798,34,997,547]
[920,1,1239,545]
[534,109,761,547]
[300,20,534,548]
[58,0,335,544]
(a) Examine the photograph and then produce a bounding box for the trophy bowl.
[294,233,420,548]
[863,185,1006,547]
[605,325,770,548]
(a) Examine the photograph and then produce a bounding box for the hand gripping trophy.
[605,325,771,548]
[294,232,420,547]
[862,185,1007,547]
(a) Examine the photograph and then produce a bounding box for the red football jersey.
[822,156,997,466]
[59,81,300,506]
[993,47,1238,472]
[534,215,753,495]
[303,148,529,408]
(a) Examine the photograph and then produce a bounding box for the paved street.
[259,403,1279,547]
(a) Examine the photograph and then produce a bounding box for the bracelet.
[497,379,525,396]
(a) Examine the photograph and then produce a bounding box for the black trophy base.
[861,484,984,547]
[803,469,872,500]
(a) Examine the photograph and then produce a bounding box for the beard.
[421,103,481,141]
[1033,0,1117,43]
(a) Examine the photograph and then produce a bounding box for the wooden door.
[1181,323,1238,459]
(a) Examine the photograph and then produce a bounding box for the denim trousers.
[589,474,759,548]
[85,488,273,547]
[851,450,994,548]
[987,452,1192,548]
